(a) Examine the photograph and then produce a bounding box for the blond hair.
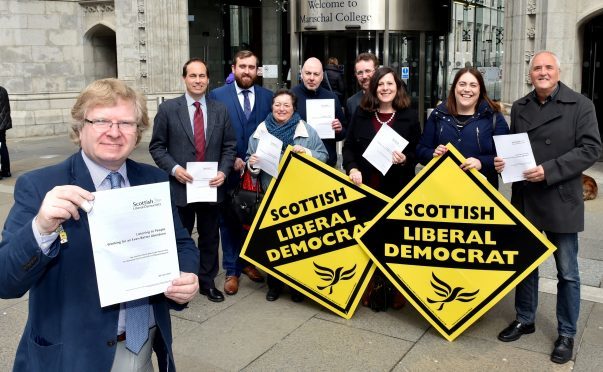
[70,78,149,145]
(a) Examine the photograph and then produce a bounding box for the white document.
[306,99,335,139]
[186,162,218,203]
[493,133,537,183]
[256,131,283,178]
[88,182,180,307]
[362,124,409,176]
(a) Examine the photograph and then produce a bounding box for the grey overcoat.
[510,82,602,233]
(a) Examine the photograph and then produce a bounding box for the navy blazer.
[208,83,273,160]
[149,95,237,206]
[0,152,200,372]
[208,84,273,189]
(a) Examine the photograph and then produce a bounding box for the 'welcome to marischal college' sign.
[298,1,386,31]
[297,0,447,32]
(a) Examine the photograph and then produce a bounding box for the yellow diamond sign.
[241,148,390,318]
[356,144,556,340]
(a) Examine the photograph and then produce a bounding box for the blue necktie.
[242,89,251,120]
[108,172,150,354]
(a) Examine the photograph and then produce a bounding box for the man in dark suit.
[208,50,272,295]
[495,51,602,364]
[346,53,379,124]
[0,78,200,371]
[292,57,346,167]
[150,58,236,302]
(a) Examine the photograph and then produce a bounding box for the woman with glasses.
[417,67,509,188]
[247,88,328,302]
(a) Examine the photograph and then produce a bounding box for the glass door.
[300,31,383,101]
[388,33,420,108]
[582,14,603,136]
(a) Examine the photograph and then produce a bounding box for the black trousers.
[0,130,9,174]
[267,274,301,297]
[177,202,220,290]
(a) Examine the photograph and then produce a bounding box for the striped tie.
[108,172,150,354]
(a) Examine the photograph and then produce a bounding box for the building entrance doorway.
[300,31,447,124]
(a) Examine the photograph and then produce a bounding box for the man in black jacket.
[0,86,12,178]
[291,57,346,167]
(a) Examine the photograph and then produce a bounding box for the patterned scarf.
[264,111,301,151]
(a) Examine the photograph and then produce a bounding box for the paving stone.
[315,301,430,342]
[394,330,573,372]
[244,317,413,371]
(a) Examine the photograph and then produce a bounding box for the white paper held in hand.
[256,131,283,178]
[362,123,409,175]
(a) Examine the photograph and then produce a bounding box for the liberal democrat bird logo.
[426,272,479,311]
[313,262,356,295]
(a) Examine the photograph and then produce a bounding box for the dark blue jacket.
[208,83,273,189]
[417,100,509,188]
[291,84,347,166]
[0,152,200,372]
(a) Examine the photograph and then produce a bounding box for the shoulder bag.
[230,168,264,229]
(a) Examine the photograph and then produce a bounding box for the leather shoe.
[199,287,224,302]
[497,320,535,342]
[266,287,281,301]
[224,276,239,295]
[551,336,573,364]
[290,290,304,303]
[242,265,264,283]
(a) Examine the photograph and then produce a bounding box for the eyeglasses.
[84,118,138,133]
[355,69,374,77]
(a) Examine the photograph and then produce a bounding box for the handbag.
[368,272,394,312]
[230,168,264,229]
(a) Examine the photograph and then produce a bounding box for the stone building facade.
[503,0,602,101]
[1,0,602,138]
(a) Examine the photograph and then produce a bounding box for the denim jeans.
[515,231,580,337]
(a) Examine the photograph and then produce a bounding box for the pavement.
[1,134,603,371]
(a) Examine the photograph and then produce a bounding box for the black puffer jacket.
[0,86,12,131]
[321,65,345,104]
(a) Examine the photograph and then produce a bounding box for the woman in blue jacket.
[417,67,509,188]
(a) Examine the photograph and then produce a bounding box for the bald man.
[291,57,346,167]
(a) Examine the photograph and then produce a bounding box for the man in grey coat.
[345,53,378,125]
[495,51,602,364]
[149,58,237,303]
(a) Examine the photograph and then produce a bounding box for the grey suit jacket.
[510,82,602,232]
[149,94,236,206]
[345,90,364,125]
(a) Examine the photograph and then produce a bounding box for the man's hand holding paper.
[186,162,218,203]
[493,133,537,183]
[35,185,94,234]
[306,99,335,139]
[164,271,199,304]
